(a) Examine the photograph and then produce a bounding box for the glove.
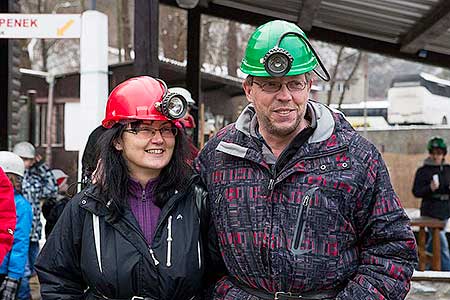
[0,276,20,300]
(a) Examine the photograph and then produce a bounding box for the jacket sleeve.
[200,190,227,292]
[412,167,432,198]
[35,196,87,300]
[337,151,418,300]
[193,156,228,293]
[7,196,32,279]
[0,168,16,266]
[39,165,58,200]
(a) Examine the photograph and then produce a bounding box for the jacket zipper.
[166,215,173,267]
[197,240,201,269]
[291,187,318,255]
[119,216,160,267]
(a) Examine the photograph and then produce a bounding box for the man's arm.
[38,164,58,200]
[412,168,433,198]
[337,152,418,300]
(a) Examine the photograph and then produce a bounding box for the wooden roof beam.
[400,0,450,54]
[297,0,322,31]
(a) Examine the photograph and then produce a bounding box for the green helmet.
[240,20,318,77]
[427,136,447,154]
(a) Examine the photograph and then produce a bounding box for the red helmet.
[102,76,187,128]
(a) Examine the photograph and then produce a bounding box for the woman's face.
[114,120,177,181]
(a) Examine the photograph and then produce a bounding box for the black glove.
[0,276,20,300]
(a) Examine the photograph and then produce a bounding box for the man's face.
[21,158,34,169]
[243,74,312,138]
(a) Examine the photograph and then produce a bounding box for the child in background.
[0,152,32,300]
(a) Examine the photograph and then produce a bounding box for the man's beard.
[257,110,303,137]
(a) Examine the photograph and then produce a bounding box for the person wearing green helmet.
[413,136,450,271]
[195,19,416,299]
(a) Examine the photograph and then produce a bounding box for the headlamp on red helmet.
[154,80,188,120]
[102,76,188,128]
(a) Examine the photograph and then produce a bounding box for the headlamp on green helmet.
[241,20,330,80]
[427,136,447,154]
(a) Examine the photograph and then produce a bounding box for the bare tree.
[337,51,362,108]
[326,46,344,106]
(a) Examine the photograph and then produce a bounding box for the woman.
[0,152,33,300]
[35,76,210,300]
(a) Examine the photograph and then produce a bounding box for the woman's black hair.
[96,121,194,219]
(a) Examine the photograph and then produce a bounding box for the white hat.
[51,169,69,187]
[12,142,35,159]
[0,151,25,177]
[169,87,196,105]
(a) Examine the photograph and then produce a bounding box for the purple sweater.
[128,178,161,245]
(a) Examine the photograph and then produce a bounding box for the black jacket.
[413,158,450,220]
[35,177,210,300]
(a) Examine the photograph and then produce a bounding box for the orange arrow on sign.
[57,19,74,37]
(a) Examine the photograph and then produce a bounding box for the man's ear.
[242,80,254,104]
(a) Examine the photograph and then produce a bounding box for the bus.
[387,73,450,125]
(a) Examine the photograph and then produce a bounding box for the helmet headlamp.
[155,79,188,120]
[263,31,330,81]
[263,48,293,77]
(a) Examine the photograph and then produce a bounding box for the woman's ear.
[113,138,123,151]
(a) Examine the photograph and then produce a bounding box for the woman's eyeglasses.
[252,80,307,93]
[124,127,178,139]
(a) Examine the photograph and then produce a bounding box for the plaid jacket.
[22,162,57,242]
[195,102,417,300]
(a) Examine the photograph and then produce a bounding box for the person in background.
[12,141,57,299]
[413,136,450,271]
[35,76,216,299]
[195,19,417,299]
[169,87,199,161]
[81,125,107,188]
[0,168,15,267]
[169,87,197,136]
[0,152,33,300]
[42,169,71,237]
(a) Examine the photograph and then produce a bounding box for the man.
[195,20,417,299]
[12,141,57,299]
[413,136,450,271]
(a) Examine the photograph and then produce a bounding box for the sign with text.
[0,14,81,38]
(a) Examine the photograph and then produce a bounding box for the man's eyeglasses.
[252,80,308,93]
[124,127,178,139]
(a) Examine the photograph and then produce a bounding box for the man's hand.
[430,180,439,192]
[0,276,20,300]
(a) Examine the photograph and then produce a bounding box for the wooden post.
[432,228,441,271]
[186,7,201,146]
[418,227,426,271]
[198,102,205,149]
[134,0,159,77]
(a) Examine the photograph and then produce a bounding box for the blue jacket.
[0,191,33,279]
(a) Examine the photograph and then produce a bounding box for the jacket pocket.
[291,187,318,255]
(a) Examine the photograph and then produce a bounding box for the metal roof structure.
[161,0,450,69]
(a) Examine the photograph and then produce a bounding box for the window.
[34,103,65,147]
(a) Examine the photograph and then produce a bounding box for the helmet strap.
[270,31,331,81]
